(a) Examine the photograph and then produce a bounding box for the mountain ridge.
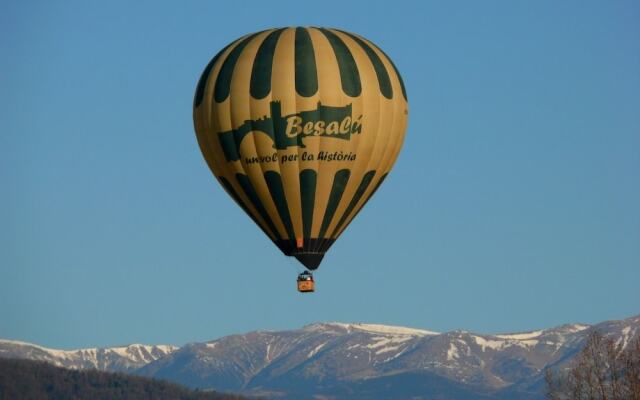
[1,314,638,399]
[0,338,177,372]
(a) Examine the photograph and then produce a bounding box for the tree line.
[0,358,251,400]
[546,331,640,400]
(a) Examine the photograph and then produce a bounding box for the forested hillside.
[0,358,248,400]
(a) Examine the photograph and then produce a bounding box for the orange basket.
[297,279,315,293]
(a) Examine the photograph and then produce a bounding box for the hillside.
[0,358,248,400]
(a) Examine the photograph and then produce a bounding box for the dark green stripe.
[295,28,318,97]
[214,31,264,103]
[363,173,388,205]
[194,41,236,108]
[330,170,376,237]
[333,173,388,238]
[218,130,239,162]
[250,29,285,99]
[218,176,275,239]
[384,56,407,100]
[235,173,282,240]
[264,171,295,240]
[369,41,407,100]
[318,28,361,97]
[300,169,317,239]
[338,31,392,99]
[318,169,351,238]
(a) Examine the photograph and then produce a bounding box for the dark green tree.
[0,358,251,400]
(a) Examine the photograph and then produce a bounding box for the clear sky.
[2,0,639,349]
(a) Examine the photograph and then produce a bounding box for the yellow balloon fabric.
[193,27,408,270]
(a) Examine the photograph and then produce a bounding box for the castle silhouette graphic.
[218,101,362,162]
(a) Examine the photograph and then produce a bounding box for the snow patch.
[446,343,459,361]
[156,345,178,353]
[383,347,409,362]
[473,334,541,350]
[565,324,590,333]
[319,323,437,336]
[350,323,438,336]
[0,339,177,366]
[364,336,413,356]
[617,326,636,349]
[0,339,77,359]
[375,345,402,355]
[307,342,327,358]
[109,346,132,358]
[473,336,506,351]
[365,336,412,350]
[496,330,544,340]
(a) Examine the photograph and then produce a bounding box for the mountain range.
[0,339,176,373]
[1,315,638,399]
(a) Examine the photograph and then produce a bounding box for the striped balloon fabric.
[193,27,408,270]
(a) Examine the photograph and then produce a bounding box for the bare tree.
[625,336,640,400]
[546,331,640,400]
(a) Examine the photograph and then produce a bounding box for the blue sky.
[2,0,639,349]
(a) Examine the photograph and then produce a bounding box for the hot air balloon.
[193,27,408,291]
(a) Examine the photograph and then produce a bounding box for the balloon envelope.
[193,27,408,270]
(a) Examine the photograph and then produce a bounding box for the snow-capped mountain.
[136,317,638,399]
[0,339,177,372]
[1,315,638,399]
